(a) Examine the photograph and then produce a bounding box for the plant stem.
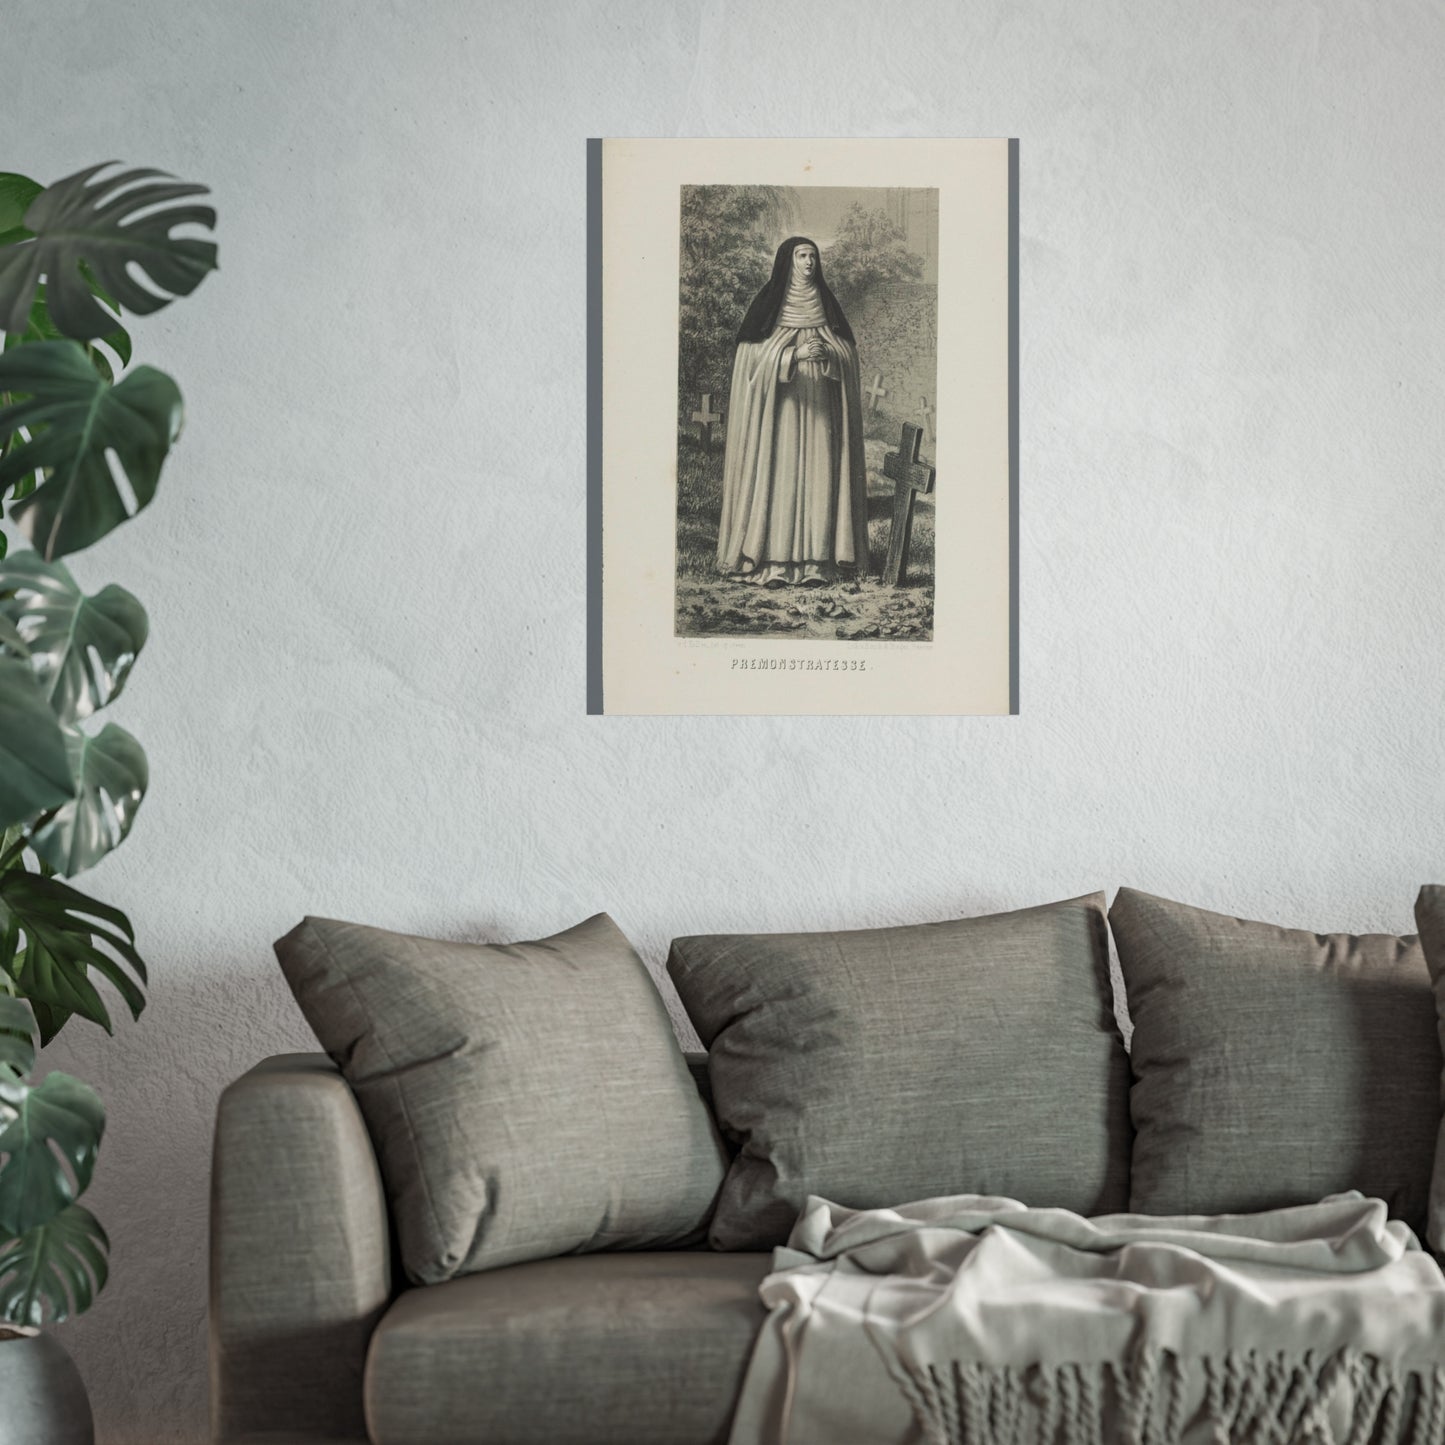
[0,813,54,874]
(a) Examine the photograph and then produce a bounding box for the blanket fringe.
[898,1350,1445,1445]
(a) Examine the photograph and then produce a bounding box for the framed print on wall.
[587,137,1017,716]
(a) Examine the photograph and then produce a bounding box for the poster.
[587,138,1016,715]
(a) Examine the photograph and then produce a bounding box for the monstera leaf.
[0,1202,108,1326]
[0,178,135,490]
[2,284,131,381]
[0,341,182,559]
[0,871,146,1042]
[0,174,133,417]
[0,174,42,245]
[0,163,216,341]
[0,996,34,1082]
[28,724,147,876]
[0,616,25,656]
[0,656,74,831]
[0,1068,104,1236]
[0,553,148,722]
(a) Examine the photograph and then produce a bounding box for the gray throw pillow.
[275,912,728,1284]
[667,894,1130,1250]
[1412,886,1445,1252]
[1112,888,1438,1237]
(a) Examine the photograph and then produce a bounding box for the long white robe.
[715,322,870,585]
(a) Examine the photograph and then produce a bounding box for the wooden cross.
[881,423,935,587]
[914,395,934,442]
[691,392,722,446]
[863,372,888,411]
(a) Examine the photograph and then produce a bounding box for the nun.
[715,237,870,587]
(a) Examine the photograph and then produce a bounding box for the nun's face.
[792,244,818,280]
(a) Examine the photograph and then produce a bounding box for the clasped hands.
[796,337,830,365]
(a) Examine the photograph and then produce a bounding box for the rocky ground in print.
[674,430,935,642]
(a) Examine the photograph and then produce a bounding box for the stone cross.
[691,392,722,446]
[881,422,936,587]
[915,395,934,442]
[863,372,888,411]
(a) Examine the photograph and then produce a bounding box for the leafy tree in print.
[677,185,794,417]
[821,203,923,315]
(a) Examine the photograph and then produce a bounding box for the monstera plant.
[0,160,216,1387]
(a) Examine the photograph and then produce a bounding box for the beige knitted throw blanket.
[726,1193,1445,1445]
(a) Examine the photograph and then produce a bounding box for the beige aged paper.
[598,138,1012,715]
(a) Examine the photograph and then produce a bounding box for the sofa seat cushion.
[364,1250,773,1445]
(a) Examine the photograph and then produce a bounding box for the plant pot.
[0,1330,94,1445]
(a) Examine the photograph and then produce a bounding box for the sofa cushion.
[667,894,1131,1249]
[364,1251,772,1445]
[274,912,728,1285]
[1112,888,1439,1235]
[1411,886,1445,1251]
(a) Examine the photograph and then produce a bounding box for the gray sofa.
[210,1052,763,1445]
[210,888,1445,1444]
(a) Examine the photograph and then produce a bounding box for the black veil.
[734,235,854,346]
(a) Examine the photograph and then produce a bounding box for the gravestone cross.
[881,422,936,588]
[915,394,934,443]
[692,392,722,447]
[864,372,888,411]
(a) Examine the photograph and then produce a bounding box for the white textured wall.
[11,1,1445,1440]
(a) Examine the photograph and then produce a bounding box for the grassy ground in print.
[674,422,934,641]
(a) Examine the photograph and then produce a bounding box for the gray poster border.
[586,137,604,714]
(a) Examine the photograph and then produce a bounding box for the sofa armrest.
[210,1052,391,1444]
